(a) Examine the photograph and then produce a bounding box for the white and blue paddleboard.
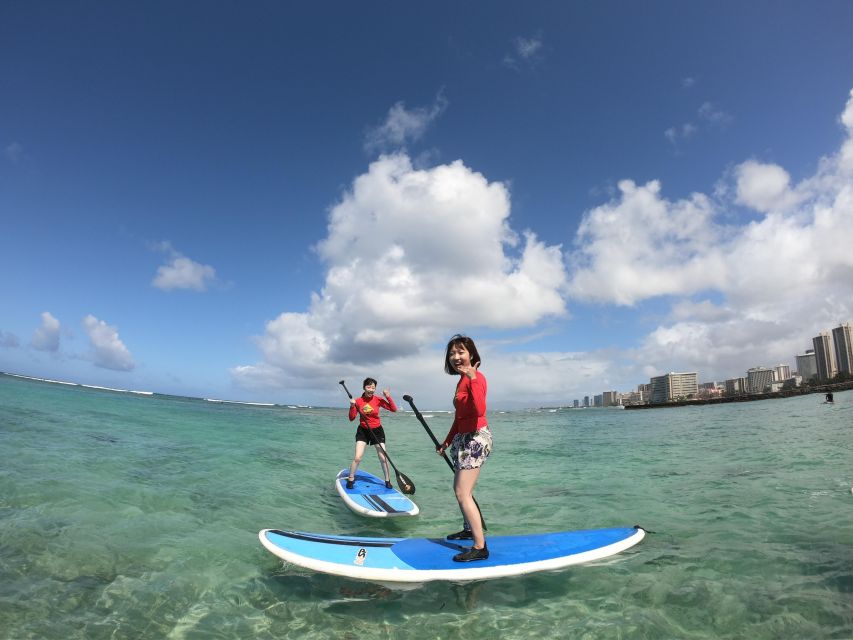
[258,526,645,583]
[335,468,419,518]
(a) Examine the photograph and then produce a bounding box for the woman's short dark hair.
[363,377,377,388]
[444,334,481,375]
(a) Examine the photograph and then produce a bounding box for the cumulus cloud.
[364,93,448,153]
[237,88,853,407]
[31,312,61,352]
[83,315,135,371]
[734,160,803,212]
[580,89,853,384]
[567,179,725,305]
[234,154,568,404]
[152,242,216,291]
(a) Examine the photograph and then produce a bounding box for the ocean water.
[1,373,851,639]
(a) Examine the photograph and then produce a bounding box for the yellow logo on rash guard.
[362,404,374,413]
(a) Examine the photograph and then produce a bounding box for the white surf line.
[78,383,154,396]
[5,372,153,395]
[5,372,78,386]
[204,398,276,406]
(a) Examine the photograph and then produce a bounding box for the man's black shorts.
[355,426,386,445]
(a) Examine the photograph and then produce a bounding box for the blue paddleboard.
[335,468,419,518]
[258,526,645,583]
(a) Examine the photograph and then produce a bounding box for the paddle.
[402,394,486,531]
[339,380,415,495]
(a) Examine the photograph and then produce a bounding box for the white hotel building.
[649,372,698,404]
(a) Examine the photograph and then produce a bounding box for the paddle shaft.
[403,396,454,471]
[339,381,414,494]
[402,394,487,531]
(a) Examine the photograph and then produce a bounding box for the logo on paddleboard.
[354,548,367,566]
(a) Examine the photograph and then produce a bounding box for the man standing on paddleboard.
[346,378,397,490]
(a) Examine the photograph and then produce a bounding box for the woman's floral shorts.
[450,427,492,470]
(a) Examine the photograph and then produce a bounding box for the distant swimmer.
[825,392,834,403]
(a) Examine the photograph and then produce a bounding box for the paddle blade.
[397,472,415,495]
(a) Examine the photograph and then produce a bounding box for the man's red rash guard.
[442,372,488,448]
[349,395,397,428]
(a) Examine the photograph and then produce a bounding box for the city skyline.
[574,321,853,406]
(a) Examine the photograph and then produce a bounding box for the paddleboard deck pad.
[335,468,419,518]
[258,526,645,583]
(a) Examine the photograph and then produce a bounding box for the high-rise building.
[746,367,775,393]
[813,331,838,381]
[583,396,590,407]
[774,364,791,381]
[602,390,620,407]
[649,372,698,403]
[573,399,579,408]
[796,349,817,382]
[725,377,747,395]
[832,322,853,375]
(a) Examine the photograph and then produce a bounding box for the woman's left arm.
[380,392,397,412]
[470,374,487,416]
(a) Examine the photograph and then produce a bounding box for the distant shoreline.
[624,380,853,409]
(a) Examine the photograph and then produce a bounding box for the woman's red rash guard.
[442,372,488,448]
[349,394,397,428]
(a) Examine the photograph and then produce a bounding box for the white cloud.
[364,93,448,153]
[567,179,725,305]
[31,312,61,352]
[671,299,733,323]
[838,88,853,174]
[698,101,733,127]
[666,102,732,150]
[665,123,698,147]
[83,315,135,371]
[682,77,697,89]
[234,154,568,404]
[734,160,799,212]
[589,91,853,383]
[237,88,853,407]
[515,35,543,59]
[152,243,216,291]
[503,33,544,69]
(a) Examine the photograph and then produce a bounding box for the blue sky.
[2,1,853,408]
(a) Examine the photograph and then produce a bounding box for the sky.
[2,1,853,409]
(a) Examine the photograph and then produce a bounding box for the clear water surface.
[1,374,851,639]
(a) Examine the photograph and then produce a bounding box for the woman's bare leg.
[375,442,391,482]
[454,467,484,548]
[348,440,367,480]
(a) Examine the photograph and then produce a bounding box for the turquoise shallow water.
[1,373,852,639]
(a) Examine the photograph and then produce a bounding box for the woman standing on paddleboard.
[346,378,397,490]
[437,335,492,562]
